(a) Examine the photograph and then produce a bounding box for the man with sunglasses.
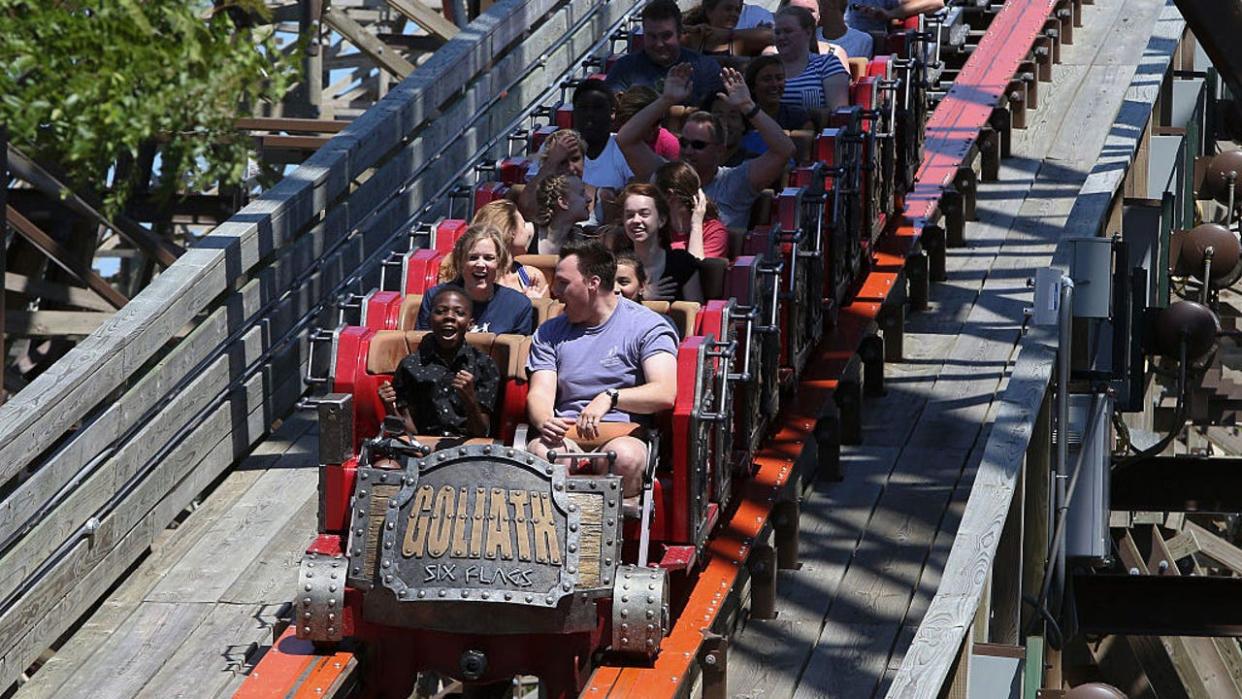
[617,63,796,230]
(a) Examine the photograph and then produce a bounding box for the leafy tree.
[0,0,300,215]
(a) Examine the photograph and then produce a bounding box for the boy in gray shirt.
[525,240,679,496]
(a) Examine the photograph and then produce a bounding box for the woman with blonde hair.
[472,200,548,298]
[416,224,535,335]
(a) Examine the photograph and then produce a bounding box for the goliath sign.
[379,446,579,607]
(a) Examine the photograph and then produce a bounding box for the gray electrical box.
[1067,237,1114,319]
[1064,393,1114,560]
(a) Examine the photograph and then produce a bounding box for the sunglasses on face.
[679,137,715,150]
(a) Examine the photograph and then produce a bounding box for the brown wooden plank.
[1183,521,1242,574]
[3,273,117,312]
[0,346,305,690]
[135,602,285,699]
[728,448,897,698]
[4,310,112,337]
[220,491,318,605]
[47,602,212,698]
[146,457,318,604]
[5,144,182,267]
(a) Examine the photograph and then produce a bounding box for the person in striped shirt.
[773,5,850,118]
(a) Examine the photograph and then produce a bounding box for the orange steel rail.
[234,627,357,699]
[585,1,1059,695]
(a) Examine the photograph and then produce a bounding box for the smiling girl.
[617,183,704,302]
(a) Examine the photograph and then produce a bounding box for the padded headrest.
[531,297,557,327]
[397,294,422,330]
[641,300,671,315]
[641,300,699,337]
[669,301,700,338]
[848,57,869,81]
[366,330,497,375]
[490,334,530,381]
[367,330,415,375]
[788,129,816,165]
[749,189,775,228]
[545,301,565,323]
[728,228,747,259]
[516,254,559,296]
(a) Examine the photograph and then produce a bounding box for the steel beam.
[1111,455,1242,513]
[1075,574,1242,636]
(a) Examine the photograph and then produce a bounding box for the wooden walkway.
[727,0,1174,695]
[15,416,319,699]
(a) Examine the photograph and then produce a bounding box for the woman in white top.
[774,5,850,114]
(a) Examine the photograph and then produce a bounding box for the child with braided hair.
[531,172,590,254]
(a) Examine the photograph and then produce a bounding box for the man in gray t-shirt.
[526,240,679,496]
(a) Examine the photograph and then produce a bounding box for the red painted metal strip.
[907,0,1057,225]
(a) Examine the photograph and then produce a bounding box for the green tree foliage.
[0,0,300,214]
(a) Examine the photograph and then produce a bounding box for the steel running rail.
[584,0,1062,695]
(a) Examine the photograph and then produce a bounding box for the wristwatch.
[743,103,763,122]
[605,388,621,410]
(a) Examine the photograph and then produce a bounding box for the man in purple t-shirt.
[526,240,679,496]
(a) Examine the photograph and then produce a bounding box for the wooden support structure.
[1,126,6,405]
[4,273,117,312]
[385,0,460,42]
[887,5,1188,696]
[322,6,416,79]
[6,145,182,268]
[4,205,127,310]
